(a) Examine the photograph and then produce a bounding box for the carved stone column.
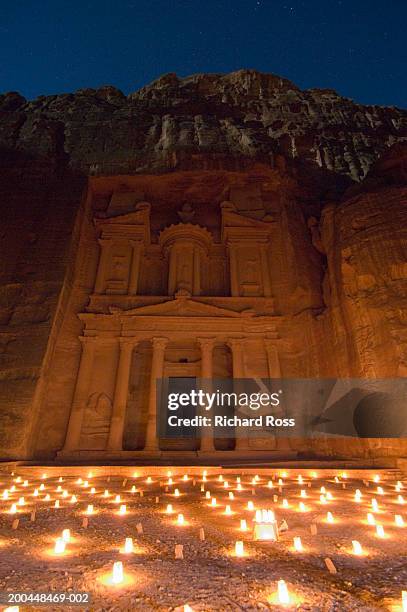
[264,339,290,451]
[94,239,111,294]
[228,245,239,296]
[144,337,168,452]
[228,338,250,451]
[107,339,136,451]
[197,337,215,452]
[63,337,96,451]
[128,241,143,295]
[264,339,282,378]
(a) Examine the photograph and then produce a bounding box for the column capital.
[197,337,216,351]
[227,337,245,351]
[119,337,138,349]
[151,336,169,351]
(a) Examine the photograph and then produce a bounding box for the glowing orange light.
[62,529,70,543]
[111,561,124,584]
[376,524,385,538]
[293,536,303,552]
[123,537,133,554]
[235,541,244,557]
[240,519,247,531]
[395,514,405,527]
[54,538,65,555]
[277,580,290,605]
[352,540,363,555]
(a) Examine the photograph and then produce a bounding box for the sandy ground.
[0,467,406,611]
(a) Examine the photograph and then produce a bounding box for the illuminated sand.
[0,468,406,611]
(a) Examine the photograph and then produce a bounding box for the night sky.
[1,0,406,107]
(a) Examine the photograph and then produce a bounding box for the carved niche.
[221,202,273,297]
[159,224,213,296]
[94,202,151,295]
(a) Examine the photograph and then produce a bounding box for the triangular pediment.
[111,298,241,318]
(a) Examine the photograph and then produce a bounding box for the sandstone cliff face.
[1,69,406,179]
[0,70,406,461]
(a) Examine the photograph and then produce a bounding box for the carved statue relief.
[79,392,113,449]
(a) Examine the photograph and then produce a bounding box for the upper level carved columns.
[144,337,169,452]
[159,224,212,296]
[107,338,137,451]
[94,202,150,295]
[197,337,216,452]
[221,202,273,298]
[63,337,96,451]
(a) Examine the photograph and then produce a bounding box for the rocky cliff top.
[1,69,406,180]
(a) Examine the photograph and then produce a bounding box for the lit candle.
[211,498,217,507]
[205,491,211,499]
[131,486,136,494]
[114,494,121,504]
[235,541,244,557]
[183,474,188,481]
[86,504,94,515]
[326,512,334,524]
[62,529,70,543]
[395,515,404,527]
[166,504,173,514]
[54,538,65,555]
[300,490,307,498]
[2,490,8,500]
[240,519,247,531]
[237,483,242,491]
[397,495,405,505]
[54,500,60,508]
[376,524,385,538]
[352,540,363,555]
[320,495,327,504]
[282,499,289,508]
[111,561,124,584]
[402,591,407,612]
[229,492,234,500]
[277,580,290,605]
[174,489,180,497]
[225,505,232,516]
[299,502,307,512]
[247,501,254,511]
[70,495,77,504]
[118,504,127,516]
[104,489,109,497]
[9,503,17,514]
[123,537,133,554]
[354,489,362,502]
[371,498,379,512]
[367,513,375,525]
[177,513,184,525]
[268,480,274,489]
[293,536,303,552]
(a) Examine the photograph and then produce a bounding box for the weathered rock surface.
[1,69,406,179]
[0,70,406,460]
